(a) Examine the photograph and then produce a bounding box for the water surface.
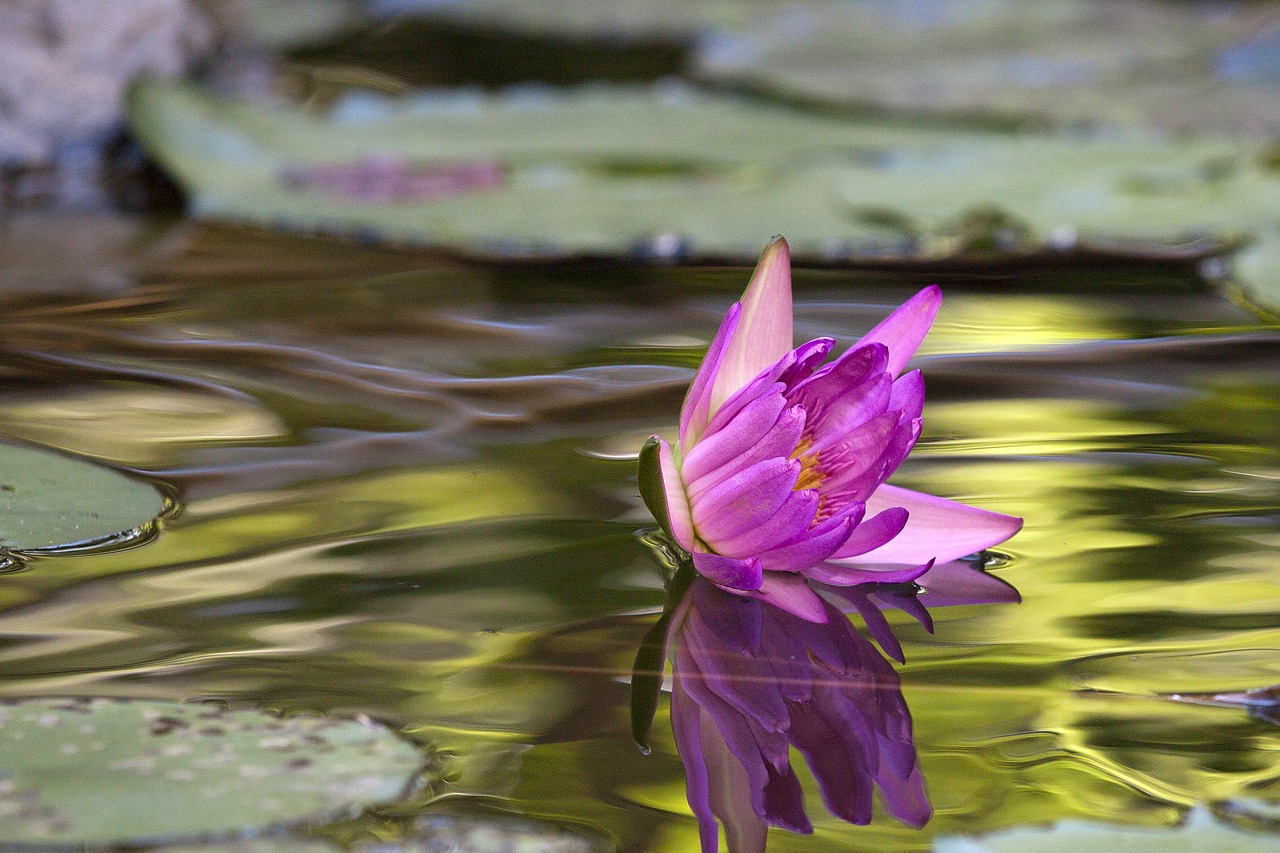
[0,221,1278,851]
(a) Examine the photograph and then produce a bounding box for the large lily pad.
[379,0,1280,138]
[0,441,167,552]
[128,80,1280,310]
[0,698,426,846]
[933,807,1280,852]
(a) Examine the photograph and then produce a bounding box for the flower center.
[792,438,826,492]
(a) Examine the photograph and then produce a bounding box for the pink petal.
[811,413,898,492]
[848,484,1022,565]
[727,573,829,623]
[797,366,892,455]
[830,506,909,559]
[693,458,800,544]
[855,286,941,378]
[704,338,829,442]
[694,551,764,591]
[709,238,794,416]
[888,369,924,421]
[792,341,885,402]
[682,391,790,485]
[656,437,696,552]
[716,490,821,559]
[777,337,836,387]
[804,559,933,587]
[754,512,854,573]
[687,406,806,501]
[681,303,742,451]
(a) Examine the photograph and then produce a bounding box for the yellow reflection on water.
[0,385,287,466]
[922,398,1174,456]
[923,295,1122,355]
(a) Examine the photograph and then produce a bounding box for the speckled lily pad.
[126,81,1280,311]
[0,442,167,553]
[0,698,426,846]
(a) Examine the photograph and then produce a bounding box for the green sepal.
[630,556,696,754]
[637,435,673,540]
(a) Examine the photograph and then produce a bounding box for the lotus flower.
[639,238,1021,621]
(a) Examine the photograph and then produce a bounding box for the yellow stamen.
[791,438,826,492]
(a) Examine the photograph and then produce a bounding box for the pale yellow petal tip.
[762,235,790,261]
[747,236,793,296]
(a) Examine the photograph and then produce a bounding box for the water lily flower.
[640,238,1021,621]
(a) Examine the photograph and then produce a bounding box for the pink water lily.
[640,238,1021,621]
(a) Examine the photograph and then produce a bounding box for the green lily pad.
[231,0,360,48]
[0,442,167,553]
[126,80,1280,311]
[0,698,426,846]
[933,806,1280,852]
[158,841,340,853]
[419,0,1280,138]
[371,812,614,853]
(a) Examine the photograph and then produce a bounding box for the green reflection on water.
[0,221,1277,850]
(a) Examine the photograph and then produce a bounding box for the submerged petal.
[678,640,810,833]
[701,707,771,853]
[787,695,875,825]
[849,484,1023,565]
[709,238,795,416]
[729,573,830,623]
[855,286,941,378]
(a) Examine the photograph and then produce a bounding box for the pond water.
[0,220,1278,851]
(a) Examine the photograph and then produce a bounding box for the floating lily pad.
[382,0,1280,138]
[127,81,1280,311]
[0,698,426,846]
[232,0,360,48]
[158,841,341,853]
[0,442,167,553]
[368,812,614,853]
[933,806,1280,852]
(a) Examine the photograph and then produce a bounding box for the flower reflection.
[637,555,1019,853]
